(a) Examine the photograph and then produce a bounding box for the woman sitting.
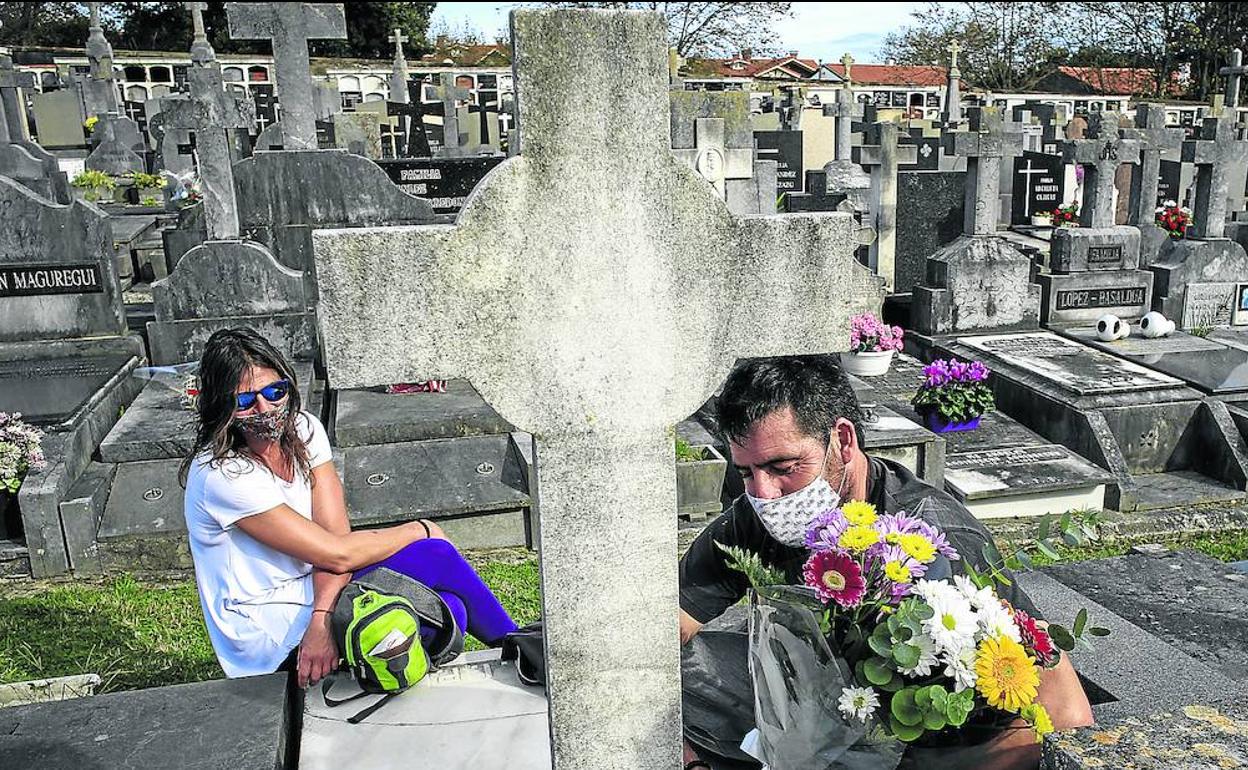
[181,327,517,686]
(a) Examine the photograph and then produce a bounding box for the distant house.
[1032,66,1165,97]
[418,38,512,68]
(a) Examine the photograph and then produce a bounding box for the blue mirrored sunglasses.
[235,379,291,411]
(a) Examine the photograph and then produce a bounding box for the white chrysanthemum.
[943,644,978,692]
[977,599,1022,643]
[921,588,978,653]
[837,686,880,722]
[953,574,997,612]
[898,632,941,678]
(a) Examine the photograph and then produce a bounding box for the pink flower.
[1013,608,1059,667]
[803,551,866,607]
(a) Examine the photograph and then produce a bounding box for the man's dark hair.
[716,355,865,447]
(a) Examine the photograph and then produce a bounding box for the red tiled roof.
[701,55,821,79]
[1057,66,1157,95]
[824,63,947,87]
[418,43,511,67]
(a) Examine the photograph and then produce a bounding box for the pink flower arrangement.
[804,550,866,606]
[850,312,904,354]
[0,412,46,494]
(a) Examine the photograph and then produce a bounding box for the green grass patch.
[1007,529,1248,568]
[0,549,541,692]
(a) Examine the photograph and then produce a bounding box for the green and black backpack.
[321,567,464,723]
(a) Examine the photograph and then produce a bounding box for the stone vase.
[840,350,895,377]
[1030,215,1052,227]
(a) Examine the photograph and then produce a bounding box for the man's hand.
[298,611,338,688]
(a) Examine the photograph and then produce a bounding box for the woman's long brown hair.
[179,327,313,487]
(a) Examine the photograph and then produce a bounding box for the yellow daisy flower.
[898,533,937,564]
[975,636,1040,713]
[884,560,912,584]
[841,500,878,526]
[837,525,880,552]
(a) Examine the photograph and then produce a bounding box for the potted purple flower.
[842,312,904,377]
[910,358,995,433]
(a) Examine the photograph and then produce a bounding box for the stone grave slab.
[0,355,133,429]
[1044,549,1248,682]
[0,673,291,769]
[894,170,965,294]
[30,90,86,149]
[1017,571,1248,722]
[856,402,945,487]
[302,651,549,770]
[1049,226,1140,273]
[1043,700,1248,770]
[332,380,513,446]
[1064,326,1248,396]
[954,331,1184,399]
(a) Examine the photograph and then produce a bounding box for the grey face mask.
[234,403,290,442]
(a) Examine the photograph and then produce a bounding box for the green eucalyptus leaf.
[864,657,894,686]
[1089,626,1111,637]
[1049,624,1076,651]
[893,642,921,670]
[913,687,932,711]
[869,632,894,657]
[1073,608,1088,638]
[889,715,925,742]
[1036,539,1061,560]
[923,710,947,731]
[890,689,923,727]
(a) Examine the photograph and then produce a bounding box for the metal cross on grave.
[671,117,753,198]
[1060,111,1141,228]
[311,9,866,768]
[1221,48,1248,110]
[432,71,473,156]
[943,106,1023,235]
[822,84,862,162]
[225,3,346,151]
[1182,111,1248,239]
[1120,103,1184,227]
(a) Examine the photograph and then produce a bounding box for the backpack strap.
[321,674,401,724]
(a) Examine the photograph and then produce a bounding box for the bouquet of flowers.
[725,500,1077,768]
[850,313,904,354]
[0,412,47,494]
[1154,201,1192,240]
[910,358,995,431]
[1050,203,1079,228]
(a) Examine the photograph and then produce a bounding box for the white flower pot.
[840,350,895,377]
[1030,215,1053,227]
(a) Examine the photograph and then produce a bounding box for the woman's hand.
[298,611,339,688]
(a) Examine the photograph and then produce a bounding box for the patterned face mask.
[234,403,290,442]
[746,439,847,547]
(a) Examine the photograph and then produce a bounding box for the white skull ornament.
[1096,314,1130,341]
[1139,311,1176,339]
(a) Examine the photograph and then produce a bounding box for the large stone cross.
[944,106,1023,235]
[433,72,473,156]
[389,28,410,103]
[83,1,121,115]
[0,54,36,141]
[165,4,255,240]
[854,120,917,289]
[822,85,862,162]
[671,117,752,197]
[1121,103,1183,227]
[1182,112,1248,239]
[840,52,855,85]
[1061,112,1141,228]
[311,9,863,768]
[1221,48,1248,109]
[186,2,214,64]
[944,39,963,125]
[225,3,346,151]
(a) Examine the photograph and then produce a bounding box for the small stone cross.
[840,52,855,86]
[1060,112,1140,228]
[311,10,866,767]
[433,71,473,156]
[226,3,347,150]
[389,28,411,104]
[86,2,114,79]
[943,106,1023,235]
[1181,112,1248,238]
[947,40,962,72]
[389,28,408,50]
[822,86,862,162]
[1220,48,1248,110]
[944,40,963,125]
[1120,103,1183,227]
[671,117,752,197]
[185,2,214,65]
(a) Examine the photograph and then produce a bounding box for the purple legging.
[354,538,517,646]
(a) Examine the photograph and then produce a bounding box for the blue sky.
[430,3,929,64]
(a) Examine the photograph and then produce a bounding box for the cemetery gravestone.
[1122,103,1184,267]
[0,176,143,576]
[79,2,122,118]
[374,155,505,216]
[31,90,86,149]
[310,9,874,767]
[943,40,962,126]
[894,170,966,294]
[1011,150,1065,225]
[83,115,146,177]
[821,84,871,209]
[331,111,382,159]
[913,107,1040,336]
[854,120,918,290]
[754,129,803,194]
[226,3,347,151]
[431,73,475,158]
[669,91,756,206]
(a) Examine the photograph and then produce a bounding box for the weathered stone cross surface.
[1221,48,1248,109]
[1182,111,1248,239]
[312,9,863,769]
[671,117,752,197]
[944,106,1022,235]
[225,3,346,151]
[1061,112,1141,228]
[433,72,473,156]
[1121,103,1184,227]
[822,85,862,162]
[388,28,410,103]
[944,40,963,125]
[0,54,36,141]
[186,2,213,65]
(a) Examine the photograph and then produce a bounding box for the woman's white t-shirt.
[184,410,333,677]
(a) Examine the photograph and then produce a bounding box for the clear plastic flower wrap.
[133,361,201,410]
[747,585,905,770]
